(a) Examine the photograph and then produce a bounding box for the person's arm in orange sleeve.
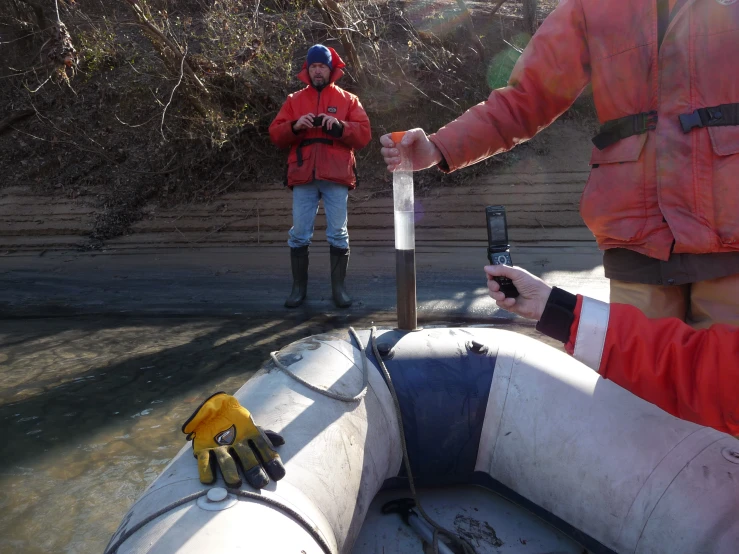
[269,95,304,149]
[567,299,739,436]
[379,0,591,173]
[485,264,739,436]
[430,0,591,172]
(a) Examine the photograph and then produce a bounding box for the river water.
[0,314,549,553]
[0,314,387,553]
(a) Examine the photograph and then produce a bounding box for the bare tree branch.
[0,30,44,45]
[491,0,507,18]
[161,46,187,141]
[25,75,51,92]
[123,0,208,97]
[522,0,538,35]
[314,0,367,86]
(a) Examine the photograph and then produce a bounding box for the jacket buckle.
[637,111,658,133]
[679,110,704,133]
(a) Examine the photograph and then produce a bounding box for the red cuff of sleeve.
[564,295,584,355]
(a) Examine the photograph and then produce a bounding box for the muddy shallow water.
[0,314,549,553]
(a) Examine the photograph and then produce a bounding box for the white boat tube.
[108,327,739,554]
[106,329,402,554]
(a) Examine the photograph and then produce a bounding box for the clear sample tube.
[391,131,417,331]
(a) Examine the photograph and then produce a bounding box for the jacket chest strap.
[592,103,739,151]
[679,104,739,133]
[592,111,657,151]
[297,138,333,167]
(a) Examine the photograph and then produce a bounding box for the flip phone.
[486,205,519,298]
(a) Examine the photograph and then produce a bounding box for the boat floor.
[352,485,586,554]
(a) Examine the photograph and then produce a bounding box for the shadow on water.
[0,312,401,553]
[0,287,536,553]
[0,314,395,463]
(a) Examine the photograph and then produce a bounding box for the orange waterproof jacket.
[269,48,371,189]
[430,0,739,261]
[565,295,739,437]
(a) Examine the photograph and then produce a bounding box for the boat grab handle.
[270,327,369,403]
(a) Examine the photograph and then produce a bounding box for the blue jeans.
[288,180,349,249]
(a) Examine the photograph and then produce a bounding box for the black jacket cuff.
[535,287,577,343]
[325,121,344,138]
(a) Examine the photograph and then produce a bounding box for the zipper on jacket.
[314,88,321,181]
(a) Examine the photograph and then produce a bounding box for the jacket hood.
[297,46,346,86]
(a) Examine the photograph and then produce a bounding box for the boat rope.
[230,489,334,554]
[273,325,476,553]
[270,326,368,403]
[108,329,369,554]
[104,491,207,554]
[104,488,334,554]
[369,326,478,554]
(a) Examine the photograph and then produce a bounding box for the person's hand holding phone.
[484,265,551,320]
[485,206,519,298]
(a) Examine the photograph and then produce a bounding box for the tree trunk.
[455,0,485,62]
[314,0,367,86]
[490,0,507,18]
[522,0,538,35]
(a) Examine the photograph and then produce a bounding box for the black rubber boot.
[285,246,309,308]
[330,246,352,308]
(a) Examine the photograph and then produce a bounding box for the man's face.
[309,63,331,87]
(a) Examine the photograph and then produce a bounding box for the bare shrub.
[0,0,577,240]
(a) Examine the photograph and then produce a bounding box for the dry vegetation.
[0,0,594,240]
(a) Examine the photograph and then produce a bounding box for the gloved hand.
[182,392,286,489]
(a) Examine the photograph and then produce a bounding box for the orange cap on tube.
[390,131,406,145]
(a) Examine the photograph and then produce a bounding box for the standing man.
[380,0,739,328]
[270,44,371,309]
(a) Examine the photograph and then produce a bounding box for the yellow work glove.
[182,392,286,489]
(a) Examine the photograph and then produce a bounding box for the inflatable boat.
[108,165,739,553]
[106,324,739,554]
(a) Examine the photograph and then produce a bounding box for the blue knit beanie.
[306,44,332,70]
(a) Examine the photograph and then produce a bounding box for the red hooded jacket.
[269,47,371,188]
[429,0,739,261]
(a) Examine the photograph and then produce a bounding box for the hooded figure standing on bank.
[269,44,371,309]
